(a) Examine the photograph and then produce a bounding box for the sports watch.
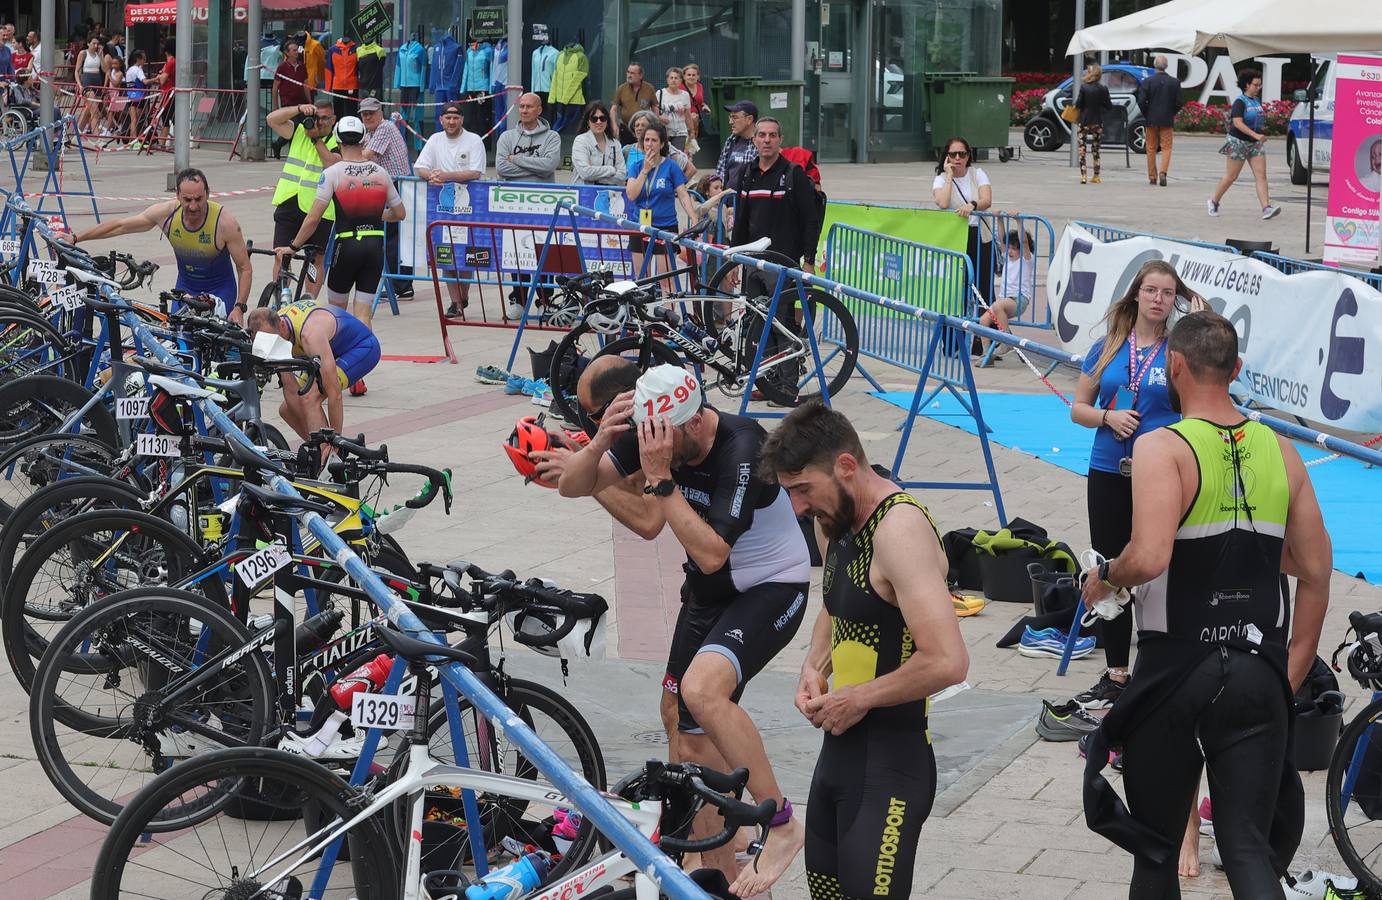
[643,479,676,497]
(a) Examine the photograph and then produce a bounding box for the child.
[976,227,1037,366]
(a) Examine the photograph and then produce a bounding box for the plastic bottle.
[463,853,549,900]
[328,652,396,708]
[294,608,345,654]
[679,319,718,354]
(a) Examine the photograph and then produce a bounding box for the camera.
[301,114,318,131]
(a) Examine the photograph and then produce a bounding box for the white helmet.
[584,292,630,335]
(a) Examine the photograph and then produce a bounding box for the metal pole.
[1099,0,1109,66]
[245,0,265,161]
[508,0,522,130]
[790,0,805,80]
[1070,0,1084,167]
[38,0,55,128]
[1305,93,1316,255]
[174,0,193,181]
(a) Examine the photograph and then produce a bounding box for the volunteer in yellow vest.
[73,168,253,323]
[758,401,969,900]
[266,96,339,296]
[1080,311,1331,897]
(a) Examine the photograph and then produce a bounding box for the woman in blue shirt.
[1069,260,1199,710]
[625,120,698,283]
[1207,67,1280,220]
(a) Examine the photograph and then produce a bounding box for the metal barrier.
[1072,220,1241,254]
[52,79,250,155]
[0,117,98,273]
[1252,250,1382,292]
[974,210,1057,330]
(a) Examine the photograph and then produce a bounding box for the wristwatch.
[234,302,248,313]
[1098,559,1115,589]
[643,479,676,497]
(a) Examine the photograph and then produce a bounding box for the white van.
[1286,56,1335,185]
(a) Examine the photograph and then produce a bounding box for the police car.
[1286,57,1334,185]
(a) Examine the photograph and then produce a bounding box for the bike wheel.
[550,330,684,426]
[90,747,397,898]
[755,288,859,408]
[1326,696,1382,893]
[0,475,142,590]
[390,678,608,882]
[3,508,224,694]
[0,431,120,524]
[547,322,600,425]
[30,587,274,825]
[0,374,119,449]
[0,310,71,384]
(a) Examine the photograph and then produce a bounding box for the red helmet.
[503,415,556,488]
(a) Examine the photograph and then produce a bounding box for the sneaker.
[445,302,464,318]
[1263,205,1282,220]
[1211,843,1223,869]
[994,341,1012,358]
[952,592,987,617]
[530,379,552,407]
[1149,178,1157,186]
[970,335,983,357]
[1077,732,1119,765]
[1019,625,1095,660]
[506,301,527,321]
[1036,700,1100,742]
[1207,198,1221,217]
[349,380,367,397]
[395,287,415,300]
[1080,175,1087,185]
[1091,175,1102,184]
[1284,870,1361,898]
[1159,173,1167,186]
[505,375,534,395]
[474,365,511,385]
[1073,674,1126,711]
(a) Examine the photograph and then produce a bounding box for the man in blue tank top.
[73,168,253,322]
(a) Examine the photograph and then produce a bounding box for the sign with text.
[1324,54,1382,268]
[351,0,392,43]
[470,6,506,40]
[1050,223,1382,432]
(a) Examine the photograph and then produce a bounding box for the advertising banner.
[819,205,971,316]
[1324,54,1382,267]
[1050,223,1382,433]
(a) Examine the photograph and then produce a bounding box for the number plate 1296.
[350,692,416,730]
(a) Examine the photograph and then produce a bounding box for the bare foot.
[730,816,804,897]
[1179,827,1201,877]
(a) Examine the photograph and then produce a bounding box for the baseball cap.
[632,365,703,427]
[335,116,365,140]
[725,100,758,117]
[441,103,464,117]
[358,96,382,113]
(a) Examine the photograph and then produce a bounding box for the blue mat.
[871,390,1382,584]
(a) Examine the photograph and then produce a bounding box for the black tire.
[548,326,683,425]
[0,284,42,311]
[0,374,119,449]
[256,281,280,310]
[30,587,275,825]
[1130,120,1147,154]
[90,747,397,898]
[389,679,608,882]
[0,310,72,384]
[0,431,121,525]
[1024,115,1064,152]
[1287,134,1310,186]
[3,508,224,694]
[0,475,142,589]
[1326,696,1382,894]
[243,420,291,452]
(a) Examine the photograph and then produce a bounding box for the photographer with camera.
[267,96,340,297]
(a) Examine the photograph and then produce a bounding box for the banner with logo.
[817,203,968,265]
[1050,223,1382,433]
[1324,54,1382,267]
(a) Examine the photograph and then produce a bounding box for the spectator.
[716,100,758,188]
[682,62,710,155]
[271,41,309,159]
[102,32,124,68]
[690,172,732,235]
[359,96,414,300]
[8,72,38,114]
[74,37,104,134]
[0,23,16,52]
[657,66,692,152]
[932,135,993,306]
[1074,63,1112,185]
[124,50,149,146]
[12,33,32,77]
[625,119,698,284]
[1208,68,1280,220]
[414,102,486,317]
[101,58,123,136]
[0,25,13,81]
[150,38,177,150]
[610,61,657,145]
[27,32,41,72]
[624,110,696,179]
[266,96,340,296]
[571,100,624,185]
[496,92,560,182]
[1137,55,1183,186]
[975,228,1037,365]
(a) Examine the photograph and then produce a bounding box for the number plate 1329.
[350,692,416,730]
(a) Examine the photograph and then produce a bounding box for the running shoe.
[1263,205,1282,220]
[952,592,987,617]
[445,302,464,318]
[530,379,553,407]
[349,380,367,397]
[505,375,537,396]
[1036,700,1100,742]
[1073,673,1126,710]
[395,287,415,300]
[1019,625,1095,660]
[1207,198,1221,217]
[1284,870,1361,898]
[474,365,512,385]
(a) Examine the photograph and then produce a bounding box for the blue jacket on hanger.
[531,44,558,94]
[429,35,462,93]
[461,41,492,93]
[395,40,427,89]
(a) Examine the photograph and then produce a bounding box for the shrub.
[1173,98,1294,134]
[1010,88,1048,125]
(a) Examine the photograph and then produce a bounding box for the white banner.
[1049,224,1382,433]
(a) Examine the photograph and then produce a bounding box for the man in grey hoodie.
[496,93,561,182]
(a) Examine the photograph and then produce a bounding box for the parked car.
[1287,56,1334,185]
[1023,63,1152,155]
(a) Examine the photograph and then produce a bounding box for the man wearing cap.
[414,101,487,318]
[359,96,414,300]
[559,365,811,895]
[266,96,340,297]
[716,100,759,189]
[274,114,404,395]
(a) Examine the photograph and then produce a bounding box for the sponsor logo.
[125,635,188,674]
[662,672,679,694]
[488,185,580,215]
[683,487,711,507]
[437,183,472,215]
[730,462,752,517]
[533,861,607,899]
[1200,620,1256,642]
[899,627,915,664]
[725,628,745,643]
[1210,590,1252,607]
[774,592,805,632]
[874,797,907,895]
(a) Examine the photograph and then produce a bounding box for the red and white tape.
[22,185,277,203]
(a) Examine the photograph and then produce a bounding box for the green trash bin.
[704,78,805,168]
[923,73,1016,158]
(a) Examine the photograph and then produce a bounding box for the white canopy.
[1066,0,1382,61]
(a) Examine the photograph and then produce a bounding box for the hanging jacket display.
[548,43,588,106]
[429,35,462,94]
[356,42,385,97]
[301,33,326,92]
[460,41,493,94]
[531,43,557,95]
[395,40,427,89]
[325,38,359,92]
[491,40,509,130]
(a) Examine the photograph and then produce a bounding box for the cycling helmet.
[1348,637,1382,691]
[505,606,564,658]
[502,415,555,488]
[584,295,629,335]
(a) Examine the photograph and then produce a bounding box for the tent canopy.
[1066,0,1382,61]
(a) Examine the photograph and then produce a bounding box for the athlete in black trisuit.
[1080,312,1332,899]
[558,365,811,895]
[758,401,969,899]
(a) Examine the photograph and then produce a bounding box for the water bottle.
[463,852,549,900]
[680,319,718,354]
[328,652,396,708]
[294,608,345,655]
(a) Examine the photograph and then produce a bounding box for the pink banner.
[1324,54,1382,267]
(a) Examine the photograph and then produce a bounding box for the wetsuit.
[313,158,401,305]
[805,492,940,899]
[279,299,380,390]
[608,410,810,733]
[162,201,238,315]
[1084,418,1301,899]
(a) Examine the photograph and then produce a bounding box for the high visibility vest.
[272,124,339,218]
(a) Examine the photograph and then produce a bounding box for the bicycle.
[1325,610,1382,891]
[89,620,774,899]
[250,241,320,310]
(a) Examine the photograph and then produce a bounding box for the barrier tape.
[21,185,277,202]
[245,66,521,109]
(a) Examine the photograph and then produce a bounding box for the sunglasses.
[578,396,616,438]
[947,150,970,158]
[589,114,608,122]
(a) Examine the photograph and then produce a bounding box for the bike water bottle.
[328,652,395,708]
[680,320,718,354]
[463,852,549,900]
[294,608,345,655]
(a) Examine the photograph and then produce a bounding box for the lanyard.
[1126,330,1164,402]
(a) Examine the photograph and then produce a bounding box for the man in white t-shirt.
[414,101,486,318]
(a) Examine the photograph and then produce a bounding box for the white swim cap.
[632,365,703,426]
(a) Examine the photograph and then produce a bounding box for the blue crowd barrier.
[1252,250,1382,292]
[1073,220,1239,254]
[975,210,1057,331]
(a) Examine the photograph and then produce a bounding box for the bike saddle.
[147,374,231,405]
[372,624,481,669]
[239,481,336,516]
[223,437,290,477]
